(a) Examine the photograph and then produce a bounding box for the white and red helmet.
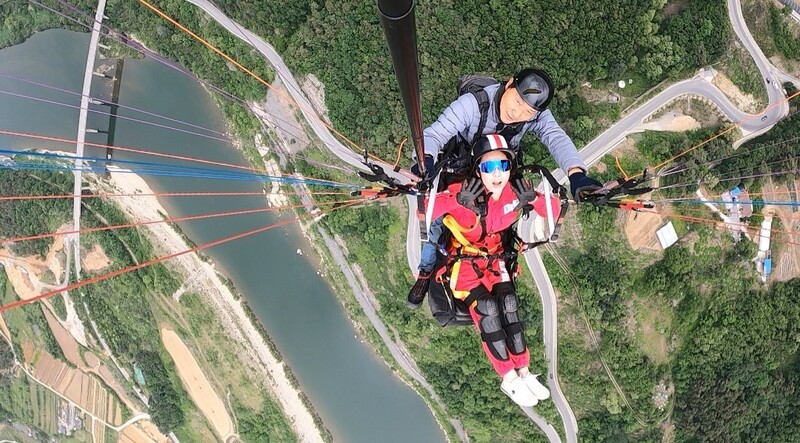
[471,134,516,171]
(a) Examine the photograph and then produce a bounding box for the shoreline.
[90,167,327,443]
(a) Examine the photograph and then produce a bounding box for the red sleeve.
[428,183,479,225]
[532,192,562,220]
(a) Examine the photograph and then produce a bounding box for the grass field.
[29,377,58,435]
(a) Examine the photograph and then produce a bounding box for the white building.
[758,216,772,252]
[656,221,679,249]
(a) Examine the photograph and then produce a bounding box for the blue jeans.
[419,217,445,274]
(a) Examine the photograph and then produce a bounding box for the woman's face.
[478,150,511,197]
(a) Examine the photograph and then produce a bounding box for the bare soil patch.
[20,342,36,364]
[662,114,700,132]
[0,255,38,300]
[81,244,111,272]
[114,403,122,428]
[253,76,311,155]
[92,419,105,443]
[119,421,170,443]
[712,71,760,114]
[646,97,722,129]
[577,81,622,104]
[0,226,70,300]
[84,351,100,369]
[663,0,689,17]
[161,328,233,440]
[769,55,800,79]
[760,180,800,281]
[89,170,324,442]
[0,313,11,342]
[301,74,331,125]
[640,110,701,132]
[624,210,664,251]
[31,352,123,427]
[611,137,638,157]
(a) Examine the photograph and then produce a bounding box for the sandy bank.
[161,328,233,440]
[91,167,324,442]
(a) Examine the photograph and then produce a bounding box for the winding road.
[183,0,797,442]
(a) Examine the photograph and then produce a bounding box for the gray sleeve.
[422,94,480,158]
[529,109,587,173]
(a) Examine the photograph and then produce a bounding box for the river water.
[0,29,444,443]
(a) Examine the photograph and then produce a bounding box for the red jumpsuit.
[429,181,560,376]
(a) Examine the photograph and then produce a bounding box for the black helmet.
[513,68,554,112]
[471,134,515,171]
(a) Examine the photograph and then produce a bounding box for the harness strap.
[477,216,488,243]
[481,329,507,343]
[505,322,525,335]
[452,250,515,261]
[470,261,484,279]
[442,215,475,249]
[471,88,490,145]
[463,289,485,307]
[485,256,499,277]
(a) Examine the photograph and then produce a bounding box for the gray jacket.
[422,83,586,173]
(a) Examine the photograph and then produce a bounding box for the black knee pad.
[471,287,509,362]
[494,283,526,355]
[494,282,519,324]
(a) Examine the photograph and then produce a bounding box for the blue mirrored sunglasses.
[479,159,511,174]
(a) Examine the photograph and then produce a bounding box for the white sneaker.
[500,375,538,407]
[519,371,551,401]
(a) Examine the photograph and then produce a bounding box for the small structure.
[756,216,774,283]
[723,184,754,237]
[758,218,772,252]
[656,221,678,249]
[736,185,753,219]
[133,364,145,385]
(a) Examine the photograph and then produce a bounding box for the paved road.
[185,0,370,172]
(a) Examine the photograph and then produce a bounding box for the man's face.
[478,150,511,197]
[499,78,538,124]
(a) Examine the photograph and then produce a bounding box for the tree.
[0,336,14,385]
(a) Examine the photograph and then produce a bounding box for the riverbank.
[89,168,326,443]
[247,81,460,441]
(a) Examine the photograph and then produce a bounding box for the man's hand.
[457,177,486,216]
[568,171,602,202]
[511,176,536,215]
[411,155,436,180]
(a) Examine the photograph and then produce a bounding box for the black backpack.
[434,75,501,189]
[456,75,500,146]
